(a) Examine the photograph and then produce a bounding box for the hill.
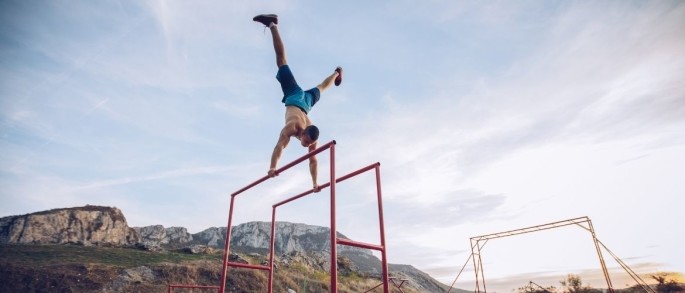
[0,205,462,292]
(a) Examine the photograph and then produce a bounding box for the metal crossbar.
[167,284,220,293]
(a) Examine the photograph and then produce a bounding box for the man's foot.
[335,67,343,86]
[253,14,278,27]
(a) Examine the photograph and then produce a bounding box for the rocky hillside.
[0,206,455,292]
[0,205,139,246]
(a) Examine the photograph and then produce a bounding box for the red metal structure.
[446,216,655,293]
[169,140,391,292]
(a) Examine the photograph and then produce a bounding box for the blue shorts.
[276,65,320,114]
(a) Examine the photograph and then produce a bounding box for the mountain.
[0,205,459,292]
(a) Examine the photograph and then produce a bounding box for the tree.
[559,274,602,293]
[652,273,685,293]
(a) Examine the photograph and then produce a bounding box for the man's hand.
[268,168,278,177]
[312,184,321,193]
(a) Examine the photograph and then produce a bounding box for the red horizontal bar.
[273,162,380,207]
[226,262,271,271]
[337,238,384,251]
[168,284,220,289]
[231,140,336,197]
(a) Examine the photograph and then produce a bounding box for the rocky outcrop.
[132,225,192,247]
[193,222,371,256]
[192,227,225,247]
[0,206,138,246]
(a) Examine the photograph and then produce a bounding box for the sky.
[1,0,684,291]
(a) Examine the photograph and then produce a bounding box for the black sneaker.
[253,14,278,27]
[334,67,343,86]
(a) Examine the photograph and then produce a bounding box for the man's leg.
[316,67,342,93]
[254,14,286,68]
[270,25,287,68]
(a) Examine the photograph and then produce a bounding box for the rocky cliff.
[0,206,138,246]
[0,206,453,292]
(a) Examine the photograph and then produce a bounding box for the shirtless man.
[253,14,342,191]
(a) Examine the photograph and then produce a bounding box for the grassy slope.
[0,244,422,293]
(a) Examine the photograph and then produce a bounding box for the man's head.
[299,125,319,147]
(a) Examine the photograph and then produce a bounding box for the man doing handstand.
[253,14,342,192]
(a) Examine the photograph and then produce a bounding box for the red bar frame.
[219,140,336,292]
[270,162,389,293]
[171,140,389,292]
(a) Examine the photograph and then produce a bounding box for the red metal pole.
[375,165,390,293]
[477,240,487,293]
[471,238,480,293]
[219,194,237,292]
[231,140,336,197]
[588,219,614,293]
[268,206,277,293]
[329,143,337,293]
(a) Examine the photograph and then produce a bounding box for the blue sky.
[1,0,684,291]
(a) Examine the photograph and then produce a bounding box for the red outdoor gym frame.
[214,140,390,293]
[270,161,389,293]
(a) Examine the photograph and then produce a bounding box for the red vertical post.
[375,165,390,293]
[477,240,487,293]
[329,144,337,292]
[471,238,480,293]
[268,207,277,293]
[219,195,237,292]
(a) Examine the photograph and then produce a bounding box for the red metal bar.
[273,162,380,208]
[375,165,390,293]
[390,277,408,293]
[337,238,384,251]
[446,250,474,293]
[329,143,338,293]
[477,240,487,293]
[589,219,614,293]
[231,140,336,197]
[268,206,277,293]
[226,262,271,271]
[471,216,589,241]
[363,282,383,293]
[471,238,480,293]
[219,194,237,292]
[168,284,220,292]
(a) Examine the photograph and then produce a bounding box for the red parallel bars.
[270,162,389,293]
[219,141,337,293]
[217,140,389,293]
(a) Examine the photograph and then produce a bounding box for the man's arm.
[268,126,293,177]
[308,142,319,192]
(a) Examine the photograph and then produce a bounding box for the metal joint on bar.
[231,140,337,197]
